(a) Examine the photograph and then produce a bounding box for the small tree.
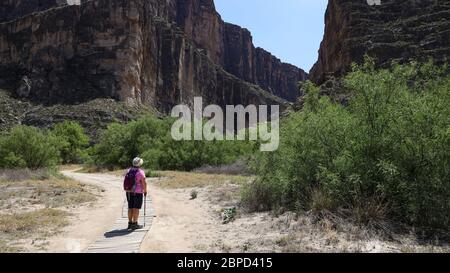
[0,126,60,169]
[51,121,90,164]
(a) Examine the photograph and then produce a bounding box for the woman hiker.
[124,157,148,230]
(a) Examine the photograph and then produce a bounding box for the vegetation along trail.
[45,168,450,253]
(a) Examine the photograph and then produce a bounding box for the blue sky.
[214,0,328,72]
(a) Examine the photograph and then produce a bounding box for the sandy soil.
[142,184,450,253]
[141,186,219,252]
[141,185,285,253]
[45,171,124,253]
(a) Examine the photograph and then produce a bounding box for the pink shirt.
[128,168,146,193]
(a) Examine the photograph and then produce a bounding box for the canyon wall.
[310,0,450,84]
[175,0,308,101]
[0,0,306,114]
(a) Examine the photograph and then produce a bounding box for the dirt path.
[49,170,214,253]
[46,171,124,252]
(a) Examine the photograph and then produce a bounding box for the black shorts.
[126,192,143,209]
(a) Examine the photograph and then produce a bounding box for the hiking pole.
[144,194,147,227]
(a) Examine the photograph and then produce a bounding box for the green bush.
[91,115,254,171]
[144,138,253,171]
[145,170,161,178]
[89,122,130,168]
[245,59,450,230]
[0,126,61,169]
[91,115,171,168]
[51,121,90,164]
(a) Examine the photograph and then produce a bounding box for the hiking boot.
[131,222,144,230]
[127,222,133,230]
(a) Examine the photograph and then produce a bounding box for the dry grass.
[0,240,21,253]
[58,164,84,171]
[310,188,334,213]
[0,168,63,182]
[0,168,99,252]
[207,184,242,207]
[153,171,252,189]
[265,211,450,253]
[0,209,69,252]
[0,177,99,211]
[0,209,69,234]
[77,165,121,174]
[193,160,253,176]
[399,245,450,253]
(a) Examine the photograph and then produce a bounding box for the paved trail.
[61,171,155,253]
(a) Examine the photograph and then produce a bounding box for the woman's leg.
[133,209,140,223]
[128,209,133,222]
[126,193,133,229]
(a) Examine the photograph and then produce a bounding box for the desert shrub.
[0,126,60,169]
[89,122,131,168]
[91,115,171,168]
[143,138,253,171]
[190,190,198,200]
[245,59,450,230]
[51,121,90,164]
[0,168,61,182]
[145,170,161,178]
[91,115,255,171]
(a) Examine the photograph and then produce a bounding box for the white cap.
[132,157,144,167]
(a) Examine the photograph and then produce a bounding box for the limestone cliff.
[0,0,306,115]
[310,0,450,84]
[175,1,307,101]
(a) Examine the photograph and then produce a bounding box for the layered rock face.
[0,0,305,114]
[0,0,79,22]
[222,24,307,102]
[310,0,450,84]
[175,1,307,101]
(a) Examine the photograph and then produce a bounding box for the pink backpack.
[123,168,139,192]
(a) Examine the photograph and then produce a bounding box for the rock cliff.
[0,0,306,115]
[310,0,450,84]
